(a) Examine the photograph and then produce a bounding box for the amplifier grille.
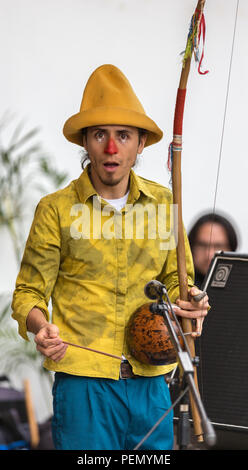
[196,254,248,430]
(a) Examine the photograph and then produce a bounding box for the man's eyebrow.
[116,128,133,133]
[88,126,134,133]
[88,127,106,132]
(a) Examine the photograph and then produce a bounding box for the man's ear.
[137,133,147,154]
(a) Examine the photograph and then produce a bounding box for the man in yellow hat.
[11,64,208,450]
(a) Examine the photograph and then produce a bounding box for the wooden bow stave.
[171,0,207,442]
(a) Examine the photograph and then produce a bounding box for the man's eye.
[120,133,128,141]
[95,131,105,141]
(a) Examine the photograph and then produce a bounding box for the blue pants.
[52,373,174,450]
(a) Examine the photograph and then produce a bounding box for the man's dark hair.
[80,127,147,170]
[188,212,238,252]
[81,128,89,169]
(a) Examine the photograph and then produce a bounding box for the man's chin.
[99,175,122,187]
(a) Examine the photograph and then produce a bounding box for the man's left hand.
[174,286,210,337]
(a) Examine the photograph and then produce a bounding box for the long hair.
[188,212,239,251]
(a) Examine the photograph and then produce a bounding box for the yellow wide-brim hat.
[63,64,163,148]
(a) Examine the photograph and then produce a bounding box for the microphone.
[144,280,167,300]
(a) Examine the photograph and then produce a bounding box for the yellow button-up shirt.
[12,166,194,379]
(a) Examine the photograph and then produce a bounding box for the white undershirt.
[103,191,130,362]
[104,191,129,212]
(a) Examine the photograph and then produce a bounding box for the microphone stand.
[149,285,216,449]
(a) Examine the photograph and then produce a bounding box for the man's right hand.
[34,323,68,362]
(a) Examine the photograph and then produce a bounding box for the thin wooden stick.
[171,0,206,442]
[63,340,122,361]
[23,379,40,449]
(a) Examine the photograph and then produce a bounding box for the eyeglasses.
[194,241,230,252]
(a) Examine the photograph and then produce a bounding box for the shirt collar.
[74,165,98,204]
[128,169,157,203]
[74,164,157,204]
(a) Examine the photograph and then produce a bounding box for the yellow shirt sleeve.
[157,227,195,303]
[11,199,61,340]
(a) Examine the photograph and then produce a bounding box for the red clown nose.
[104,138,118,155]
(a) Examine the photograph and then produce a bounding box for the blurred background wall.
[0,0,246,422]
